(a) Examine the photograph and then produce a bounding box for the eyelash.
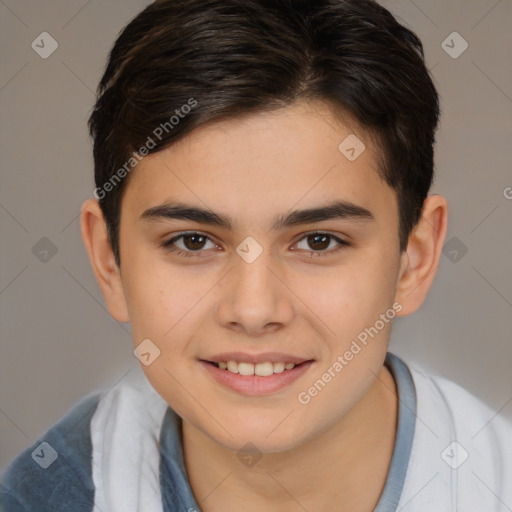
[161,231,350,258]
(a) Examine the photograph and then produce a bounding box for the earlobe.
[395,195,448,316]
[80,199,130,323]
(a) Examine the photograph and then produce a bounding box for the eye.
[161,230,350,259]
[294,232,349,256]
[162,232,219,257]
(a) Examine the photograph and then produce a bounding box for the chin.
[205,416,313,455]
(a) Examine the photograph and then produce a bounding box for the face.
[117,100,405,453]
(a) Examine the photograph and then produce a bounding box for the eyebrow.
[140,200,375,231]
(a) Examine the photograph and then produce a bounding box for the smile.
[200,358,314,396]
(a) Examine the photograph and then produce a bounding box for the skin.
[81,99,448,511]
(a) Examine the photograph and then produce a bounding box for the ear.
[394,194,448,316]
[80,199,130,323]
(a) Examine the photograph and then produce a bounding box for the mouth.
[198,354,315,396]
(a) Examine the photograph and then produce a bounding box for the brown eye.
[295,232,349,254]
[162,232,218,257]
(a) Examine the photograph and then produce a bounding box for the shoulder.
[409,362,512,448]
[1,370,171,512]
[0,392,101,512]
[399,357,512,510]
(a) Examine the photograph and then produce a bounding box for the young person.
[2,0,511,510]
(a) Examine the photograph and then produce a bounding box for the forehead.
[122,100,396,232]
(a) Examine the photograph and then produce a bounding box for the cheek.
[306,257,394,333]
[293,268,397,433]
[121,255,182,339]
[125,267,208,414]
[125,260,221,359]
[128,279,192,341]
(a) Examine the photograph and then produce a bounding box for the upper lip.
[202,351,313,365]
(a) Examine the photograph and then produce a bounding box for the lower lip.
[199,360,314,396]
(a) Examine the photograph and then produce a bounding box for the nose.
[215,250,294,336]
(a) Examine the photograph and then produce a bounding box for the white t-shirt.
[390,354,512,511]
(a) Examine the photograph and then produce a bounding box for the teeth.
[238,362,255,376]
[255,362,274,377]
[218,360,297,376]
[273,362,285,374]
[227,360,238,373]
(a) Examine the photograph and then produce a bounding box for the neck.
[183,364,398,512]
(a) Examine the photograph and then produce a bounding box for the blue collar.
[374,352,417,511]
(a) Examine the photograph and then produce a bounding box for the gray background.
[1,0,511,474]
